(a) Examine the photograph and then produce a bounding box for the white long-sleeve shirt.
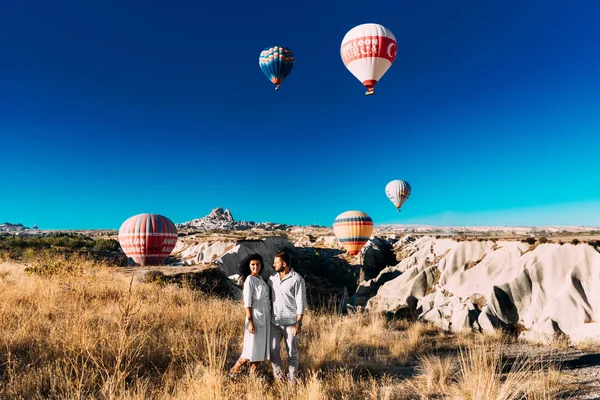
[268,269,307,326]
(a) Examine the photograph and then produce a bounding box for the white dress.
[240,275,271,361]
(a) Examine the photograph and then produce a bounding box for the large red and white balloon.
[118,213,178,266]
[340,23,397,95]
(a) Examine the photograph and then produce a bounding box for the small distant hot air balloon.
[333,211,374,256]
[118,213,178,266]
[259,45,295,90]
[385,180,411,212]
[340,23,397,95]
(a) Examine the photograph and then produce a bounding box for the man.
[268,251,307,383]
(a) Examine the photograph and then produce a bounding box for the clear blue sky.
[2,0,600,229]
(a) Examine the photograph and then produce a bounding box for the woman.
[229,253,271,376]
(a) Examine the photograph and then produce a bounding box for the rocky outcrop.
[217,237,295,277]
[176,207,291,232]
[350,236,435,308]
[364,237,600,344]
[360,237,397,273]
[292,233,339,249]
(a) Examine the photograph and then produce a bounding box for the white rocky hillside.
[167,228,359,310]
[171,236,296,277]
[358,236,600,344]
[141,208,600,345]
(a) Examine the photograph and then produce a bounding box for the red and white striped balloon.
[340,23,397,95]
[118,213,178,266]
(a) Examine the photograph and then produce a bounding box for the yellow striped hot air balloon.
[333,211,374,255]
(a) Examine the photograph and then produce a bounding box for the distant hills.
[376,224,600,235]
[0,222,36,232]
[2,209,600,235]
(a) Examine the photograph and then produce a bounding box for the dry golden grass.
[0,261,581,399]
[573,338,600,353]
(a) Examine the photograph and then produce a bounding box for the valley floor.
[0,260,599,399]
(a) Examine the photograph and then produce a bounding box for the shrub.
[571,238,580,245]
[522,237,536,245]
[538,237,548,244]
[24,253,85,276]
[93,238,121,252]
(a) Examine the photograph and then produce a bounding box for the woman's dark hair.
[239,253,264,282]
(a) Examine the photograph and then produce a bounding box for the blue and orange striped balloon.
[259,45,294,90]
[333,211,374,256]
[118,213,178,266]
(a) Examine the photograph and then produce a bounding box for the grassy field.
[0,253,584,400]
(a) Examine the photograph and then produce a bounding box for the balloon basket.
[365,90,375,96]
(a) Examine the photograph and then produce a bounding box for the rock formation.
[176,207,291,231]
[362,236,600,344]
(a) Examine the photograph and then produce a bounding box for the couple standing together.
[229,251,307,383]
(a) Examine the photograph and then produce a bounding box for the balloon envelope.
[118,213,178,266]
[340,23,397,95]
[259,45,294,90]
[385,180,411,211]
[333,210,374,256]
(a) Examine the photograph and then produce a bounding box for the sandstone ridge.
[360,236,600,344]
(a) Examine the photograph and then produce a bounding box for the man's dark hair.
[274,251,291,268]
[239,253,264,282]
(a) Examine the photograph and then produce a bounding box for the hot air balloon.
[385,180,411,212]
[259,45,295,90]
[340,23,397,95]
[118,213,178,266]
[333,211,374,256]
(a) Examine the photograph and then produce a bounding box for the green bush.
[0,234,126,265]
[93,238,121,252]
